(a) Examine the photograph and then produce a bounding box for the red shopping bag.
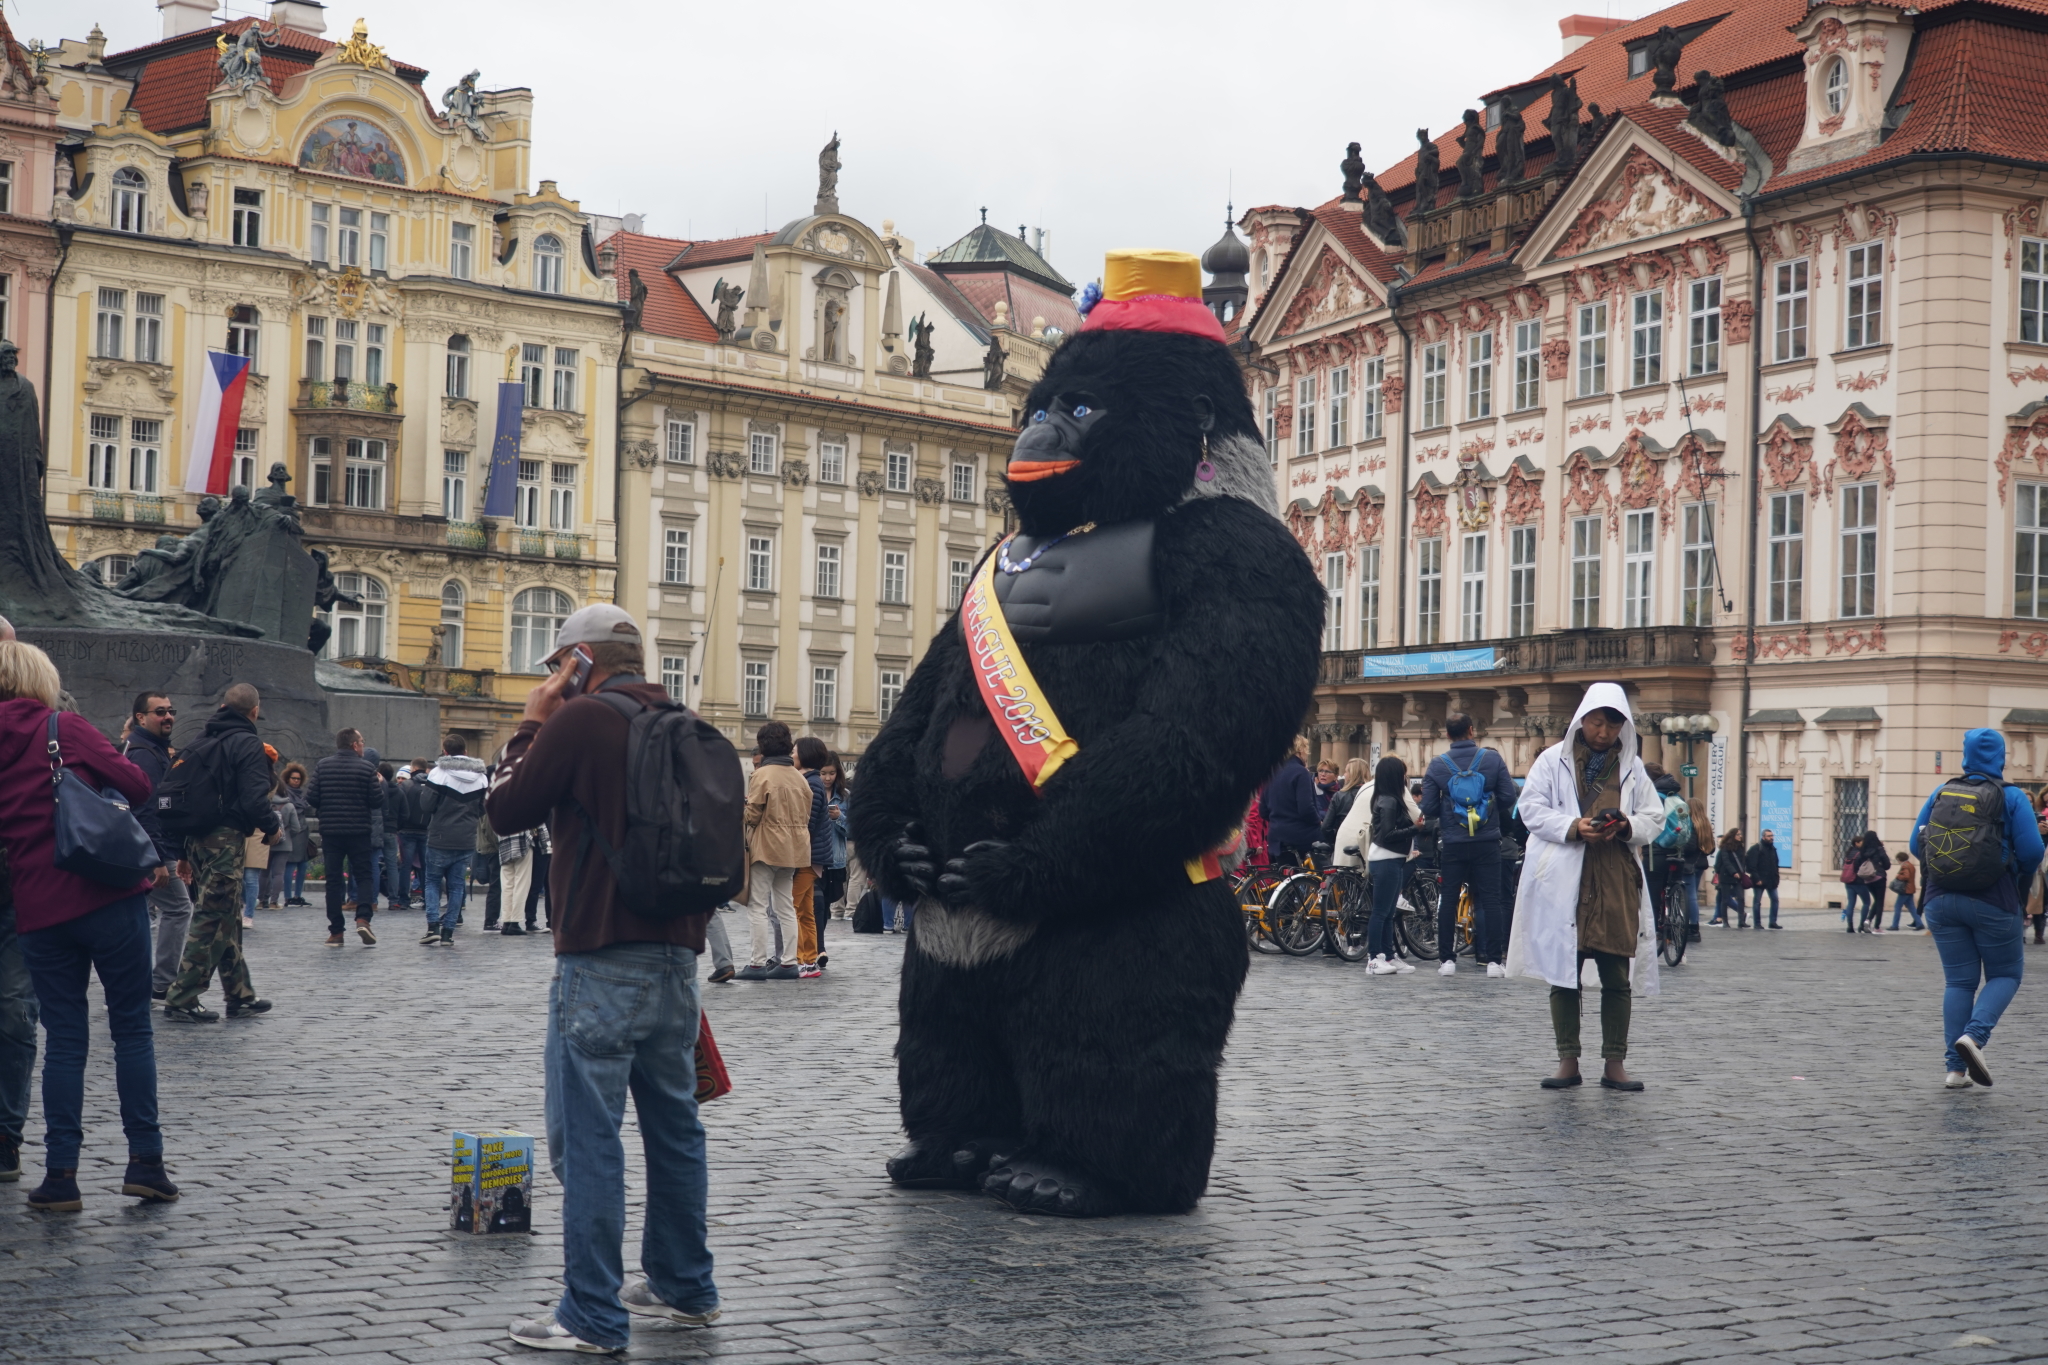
[694,1012,732,1103]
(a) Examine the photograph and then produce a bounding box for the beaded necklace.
[997,522,1097,575]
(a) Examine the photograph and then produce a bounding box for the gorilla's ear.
[1192,394,1215,433]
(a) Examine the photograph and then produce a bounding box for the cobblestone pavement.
[2,904,2045,1364]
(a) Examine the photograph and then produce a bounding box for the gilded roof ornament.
[336,19,388,71]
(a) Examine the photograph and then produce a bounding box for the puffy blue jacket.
[1259,756,1321,854]
[1909,729,2044,913]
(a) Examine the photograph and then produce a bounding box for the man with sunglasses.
[122,693,192,1000]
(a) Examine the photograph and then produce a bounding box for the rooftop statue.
[816,133,841,215]
[1497,100,1527,183]
[1413,129,1441,214]
[1457,109,1487,199]
[216,24,277,94]
[1340,142,1366,203]
[443,69,486,138]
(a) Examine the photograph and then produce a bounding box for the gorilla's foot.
[886,1136,1018,1190]
[980,1153,1128,1218]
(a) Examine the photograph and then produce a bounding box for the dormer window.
[1824,59,1847,116]
[534,234,564,294]
[1629,48,1650,78]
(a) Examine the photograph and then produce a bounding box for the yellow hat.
[1103,249,1203,302]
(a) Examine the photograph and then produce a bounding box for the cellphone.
[561,643,595,698]
[1594,808,1630,833]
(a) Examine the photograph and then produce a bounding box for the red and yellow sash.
[962,537,1220,885]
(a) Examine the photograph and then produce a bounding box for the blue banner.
[1354,647,1496,679]
[1759,778,1795,867]
[481,381,524,519]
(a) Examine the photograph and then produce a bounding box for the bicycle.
[1234,861,1303,954]
[1654,855,1690,967]
[1265,853,1335,956]
[1397,865,1441,961]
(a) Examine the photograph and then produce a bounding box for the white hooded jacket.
[1504,681,1665,996]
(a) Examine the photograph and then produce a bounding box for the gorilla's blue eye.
[1032,410,1047,423]
[1073,404,1091,417]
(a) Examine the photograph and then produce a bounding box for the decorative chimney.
[1558,13,1627,57]
[158,0,219,39]
[269,0,329,35]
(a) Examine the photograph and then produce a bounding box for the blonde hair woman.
[0,641,174,1209]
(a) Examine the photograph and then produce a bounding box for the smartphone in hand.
[561,643,596,698]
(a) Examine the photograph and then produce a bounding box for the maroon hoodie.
[0,697,154,932]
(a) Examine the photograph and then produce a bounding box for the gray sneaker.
[620,1278,720,1326]
[507,1314,619,1353]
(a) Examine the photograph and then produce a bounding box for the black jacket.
[1369,790,1418,855]
[122,725,179,863]
[1420,740,1521,846]
[391,777,432,834]
[1744,841,1782,889]
[1318,785,1361,846]
[306,747,384,837]
[419,756,489,852]
[201,708,280,839]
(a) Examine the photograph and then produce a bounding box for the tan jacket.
[746,759,814,869]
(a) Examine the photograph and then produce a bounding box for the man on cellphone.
[486,605,719,1354]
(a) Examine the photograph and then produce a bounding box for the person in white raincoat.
[1504,681,1666,1090]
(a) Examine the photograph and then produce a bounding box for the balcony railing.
[331,657,494,699]
[89,492,124,521]
[298,378,400,413]
[518,529,547,557]
[1318,626,1715,686]
[445,521,487,551]
[131,495,169,524]
[550,532,589,561]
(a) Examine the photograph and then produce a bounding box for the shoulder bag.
[49,714,159,887]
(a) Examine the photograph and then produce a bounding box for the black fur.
[851,326,1324,1217]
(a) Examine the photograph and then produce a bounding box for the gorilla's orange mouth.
[1005,460,1081,483]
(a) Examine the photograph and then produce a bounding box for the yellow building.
[41,8,619,754]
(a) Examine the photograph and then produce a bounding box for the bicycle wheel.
[1322,870,1372,961]
[1659,881,1689,966]
[1270,875,1325,955]
[1237,867,1286,954]
[1398,871,1440,960]
[1453,888,1477,961]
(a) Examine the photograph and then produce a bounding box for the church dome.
[1202,219,1249,279]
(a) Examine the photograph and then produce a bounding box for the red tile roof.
[666,233,772,270]
[938,270,1083,338]
[610,231,719,344]
[112,17,428,136]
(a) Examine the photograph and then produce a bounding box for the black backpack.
[564,689,744,918]
[153,733,234,839]
[1923,775,2009,892]
[851,887,882,933]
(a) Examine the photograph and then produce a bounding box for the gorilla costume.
[850,250,1324,1218]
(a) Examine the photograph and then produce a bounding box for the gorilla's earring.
[1196,431,1216,483]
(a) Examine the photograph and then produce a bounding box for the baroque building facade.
[607,178,1063,760]
[39,5,619,755]
[1239,0,2048,903]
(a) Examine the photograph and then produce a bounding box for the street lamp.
[1659,713,1719,800]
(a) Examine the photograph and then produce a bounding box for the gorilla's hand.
[936,839,1009,909]
[874,822,938,902]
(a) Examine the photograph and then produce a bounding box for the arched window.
[112,167,147,234]
[439,581,465,668]
[533,234,564,294]
[323,573,388,659]
[1824,59,1847,116]
[510,586,572,673]
[445,334,470,398]
[228,304,259,361]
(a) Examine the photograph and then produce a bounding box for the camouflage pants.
[166,828,255,1009]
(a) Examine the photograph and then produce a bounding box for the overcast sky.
[23,0,1669,287]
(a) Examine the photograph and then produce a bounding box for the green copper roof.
[925,222,1072,292]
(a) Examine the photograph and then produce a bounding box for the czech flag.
[184,350,252,496]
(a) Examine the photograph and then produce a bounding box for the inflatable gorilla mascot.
[849,249,1324,1218]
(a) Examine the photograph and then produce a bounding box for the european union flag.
[481,381,525,518]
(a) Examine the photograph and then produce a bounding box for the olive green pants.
[1549,950,1632,1060]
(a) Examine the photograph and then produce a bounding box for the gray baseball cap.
[552,603,643,652]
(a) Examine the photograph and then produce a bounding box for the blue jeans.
[0,902,37,1147]
[1750,885,1779,927]
[882,895,913,931]
[1682,872,1702,926]
[399,832,428,902]
[284,862,307,901]
[1891,892,1922,930]
[18,894,160,1168]
[545,944,717,1348]
[1842,884,1869,926]
[1437,842,1505,964]
[1367,858,1403,958]
[423,849,473,932]
[241,868,263,918]
[1925,893,2025,1072]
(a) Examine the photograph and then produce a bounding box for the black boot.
[27,1168,81,1211]
[121,1155,179,1202]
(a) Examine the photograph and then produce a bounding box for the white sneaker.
[620,1277,722,1326]
[1955,1034,1993,1087]
[1944,1071,1976,1089]
[1396,896,1415,912]
[1391,957,1416,973]
[1368,956,1398,975]
[1486,962,1507,978]
[1438,960,1456,976]
[508,1314,619,1353]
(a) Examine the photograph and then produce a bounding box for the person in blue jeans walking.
[1909,728,2044,1090]
[486,604,719,1353]
[1419,713,1521,976]
[416,736,487,945]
